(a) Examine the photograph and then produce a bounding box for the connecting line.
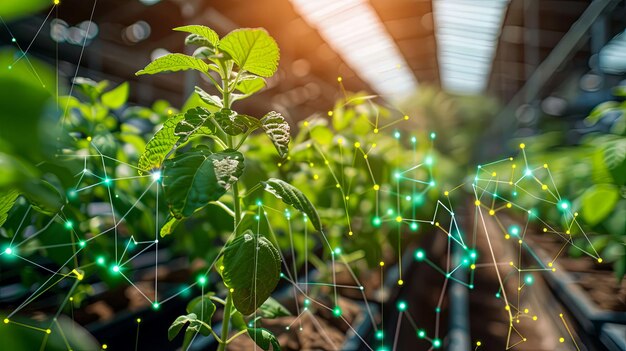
[338,255,377,331]
[391,311,403,351]
[119,271,153,305]
[0,15,46,87]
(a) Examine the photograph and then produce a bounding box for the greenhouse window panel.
[289,0,418,100]
[433,0,510,95]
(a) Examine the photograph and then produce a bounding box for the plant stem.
[217,291,233,351]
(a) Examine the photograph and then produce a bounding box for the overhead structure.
[433,0,510,95]
[289,0,419,100]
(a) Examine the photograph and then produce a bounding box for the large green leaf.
[258,297,291,319]
[0,189,19,227]
[162,148,245,218]
[235,77,266,95]
[218,28,279,77]
[101,82,129,109]
[168,313,208,350]
[138,114,184,174]
[222,231,281,315]
[261,178,322,231]
[214,109,260,136]
[22,180,63,216]
[174,107,214,143]
[581,184,620,226]
[260,111,290,159]
[186,294,216,335]
[174,25,220,48]
[247,327,281,351]
[136,53,209,76]
[160,215,182,237]
[194,86,223,109]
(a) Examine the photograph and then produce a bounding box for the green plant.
[136,25,320,350]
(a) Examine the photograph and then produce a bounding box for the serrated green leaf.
[218,28,279,77]
[235,77,265,95]
[0,189,19,227]
[194,86,223,109]
[162,148,245,218]
[261,178,321,231]
[174,25,219,47]
[214,109,260,136]
[581,184,619,226]
[136,53,209,76]
[175,107,214,143]
[138,114,184,174]
[101,82,129,109]
[258,297,291,319]
[260,111,290,158]
[160,215,182,237]
[222,231,281,315]
[247,327,281,351]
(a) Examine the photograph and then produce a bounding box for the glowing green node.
[96,256,105,265]
[469,250,477,259]
[394,131,400,139]
[509,225,520,237]
[495,292,501,298]
[303,299,310,307]
[417,329,426,339]
[332,306,342,318]
[386,208,394,215]
[429,180,435,187]
[411,136,417,144]
[333,247,342,255]
[524,274,534,285]
[255,215,260,221]
[394,172,401,179]
[111,265,120,273]
[512,191,518,197]
[372,216,382,227]
[433,338,442,348]
[524,169,532,177]
[558,200,570,211]
[151,171,161,182]
[425,156,433,165]
[414,249,425,261]
[469,284,474,289]
[410,222,419,231]
[413,195,424,206]
[67,189,77,199]
[430,132,436,140]
[376,347,389,351]
[4,247,13,255]
[279,272,285,278]
[397,301,407,311]
[64,220,73,230]
[435,307,441,313]
[255,199,262,206]
[79,241,86,248]
[405,195,411,201]
[375,330,384,340]
[152,302,160,310]
[197,276,207,286]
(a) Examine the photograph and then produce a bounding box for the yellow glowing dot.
[512,164,517,168]
[476,341,482,347]
[516,319,520,323]
[542,184,548,190]
[505,234,510,239]
[509,261,514,266]
[229,288,234,292]
[574,212,578,216]
[397,279,404,286]
[309,162,314,167]
[506,203,512,208]
[327,111,333,116]
[566,230,570,235]
[489,210,495,216]
[86,136,92,142]
[379,261,385,267]
[137,318,142,323]
[337,138,344,144]
[544,163,548,168]
[373,128,379,134]
[373,184,380,191]
[505,305,510,311]
[53,0,60,4]
[523,338,527,342]
[491,172,496,177]
[470,264,476,270]
[533,315,538,321]
[219,265,224,271]
[354,142,361,148]
[303,121,309,127]
[548,262,553,267]
[444,191,449,196]
[324,160,329,165]
[372,143,377,148]
[518,287,522,291]
[435,222,440,226]
[348,231,353,236]
[552,268,556,272]
[363,155,368,159]
[102,345,107,350]
[168,109,173,115]
[3,319,8,324]
[46,329,51,334]
[335,183,340,188]
[559,337,564,343]
[543,228,547,232]
[337,76,342,82]
[345,196,350,200]
[509,157,513,161]
[509,181,513,185]
[277,163,282,167]
[395,216,402,223]
[306,143,311,148]
[403,115,409,120]
[597,258,603,263]
[519,143,525,149]
[518,239,522,244]
[524,308,529,314]
[313,174,319,180]
[559,313,563,317]
[474,200,481,206]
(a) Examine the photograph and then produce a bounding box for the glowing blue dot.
[410,222,419,231]
[397,301,407,311]
[415,249,425,261]
[524,274,534,285]
[151,171,161,182]
[525,169,532,177]
[375,330,384,340]
[433,339,442,348]
[429,180,435,186]
[103,178,111,185]
[394,131,400,139]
